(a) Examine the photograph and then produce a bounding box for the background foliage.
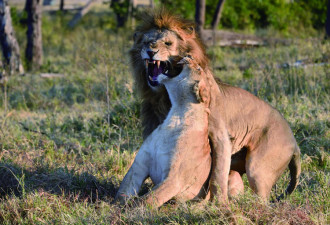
[161,0,328,35]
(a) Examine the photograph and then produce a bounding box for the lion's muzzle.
[145,59,169,86]
[144,58,184,87]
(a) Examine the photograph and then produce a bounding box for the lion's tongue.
[148,63,163,80]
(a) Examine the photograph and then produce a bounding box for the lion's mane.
[129,8,210,138]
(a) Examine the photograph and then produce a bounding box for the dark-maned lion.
[125,8,301,202]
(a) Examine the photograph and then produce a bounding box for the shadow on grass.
[0,162,118,203]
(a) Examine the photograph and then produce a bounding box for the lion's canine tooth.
[165,70,168,74]
[157,60,160,68]
[153,61,155,64]
[149,75,153,81]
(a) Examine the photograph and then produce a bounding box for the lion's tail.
[277,148,301,201]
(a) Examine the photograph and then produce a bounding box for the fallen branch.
[18,122,49,137]
[68,0,98,28]
[201,29,290,47]
[40,73,65,78]
[215,56,329,71]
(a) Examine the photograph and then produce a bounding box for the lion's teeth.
[153,61,155,64]
[165,70,168,74]
[157,60,160,68]
[149,75,153,81]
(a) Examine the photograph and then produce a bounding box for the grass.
[0,10,329,224]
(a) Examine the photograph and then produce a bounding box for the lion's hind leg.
[245,136,296,200]
[228,170,244,199]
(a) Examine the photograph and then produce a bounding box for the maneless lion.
[115,56,212,207]
[127,8,301,202]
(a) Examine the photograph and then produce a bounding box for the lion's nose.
[150,41,157,48]
[147,50,156,59]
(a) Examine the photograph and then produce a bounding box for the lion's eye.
[165,42,172,46]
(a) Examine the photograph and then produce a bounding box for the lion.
[127,8,301,202]
[115,56,212,207]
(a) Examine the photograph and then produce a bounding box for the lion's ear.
[186,26,194,35]
[193,79,209,104]
[183,26,195,38]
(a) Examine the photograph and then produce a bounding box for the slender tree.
[0,0,24,75]
[211,0,226,30]
[60,0,65,11]
[0,59,3,81]
[111,0,129,28]
[195,0,205,34]
[326,0,330,38]
[25,0,43,70]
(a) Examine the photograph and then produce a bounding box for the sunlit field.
[0,10,329,224]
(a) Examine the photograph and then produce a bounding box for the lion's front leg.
[208,115,232,202]
[143,176,181,208]
[115,149,150,205]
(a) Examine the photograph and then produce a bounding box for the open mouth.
[145,58,183,86]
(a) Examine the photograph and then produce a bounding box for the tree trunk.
[150,0,154,8]
[25,0,43,70]
[0,59,4,81]
[0,0,24,75]
[326,0,330,38]
[111,0,129,28]
[211,0,225,30]
[60,0,64,11]
[195,0,205,35]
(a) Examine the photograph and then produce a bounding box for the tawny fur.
[129,8,301,202]
[115,58,212,207]
[228,170,244,199]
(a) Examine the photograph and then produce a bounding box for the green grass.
[0,11,329,224]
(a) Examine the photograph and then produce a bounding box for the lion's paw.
[178,55,201,71]
[178,55,193,64]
